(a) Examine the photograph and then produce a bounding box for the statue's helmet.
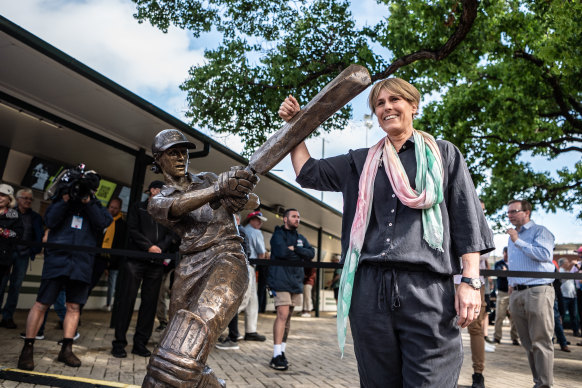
[152,129,196,156]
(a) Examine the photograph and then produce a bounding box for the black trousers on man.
[113,259,164,349]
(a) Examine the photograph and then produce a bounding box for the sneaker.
[301,312,311,317]
[471,372,485,388]
[484,342,495,353]
[244,332,266,341]
[237,334,244,340]
[281,352,291,366]
[269,354,288,371]
[215,339,239,350]
[101,305,112,312]
[20,332,45,340]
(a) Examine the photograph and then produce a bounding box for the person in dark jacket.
[0,188,43,329]
[267,208,315,370]
[18,176,112,371]
[0,184,23,279]
[111,181,175,359]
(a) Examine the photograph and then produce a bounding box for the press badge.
[71,215,83,229]
[297,239,304,247]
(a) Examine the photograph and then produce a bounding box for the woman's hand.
[279,95,301,122]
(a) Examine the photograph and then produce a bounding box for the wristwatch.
[460,277,482,290]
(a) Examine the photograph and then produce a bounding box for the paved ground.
[0,310,581,387]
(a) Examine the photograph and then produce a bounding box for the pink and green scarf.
[337,129,444,356]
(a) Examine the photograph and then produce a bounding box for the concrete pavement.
[0,310,581,387]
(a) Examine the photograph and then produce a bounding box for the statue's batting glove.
[215,166,259,199]
[221,193,260,214]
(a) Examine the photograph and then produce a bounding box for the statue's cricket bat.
[211,64,371,209]
[248,64,371,175]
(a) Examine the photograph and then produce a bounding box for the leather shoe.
[58,339,81,367]
[131,344,152,357]
[18,342,34,370]
[560,345,571,352]
[111,347,127,358]
[244,332,266,341]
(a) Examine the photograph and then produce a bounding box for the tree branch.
[372,0,478,81]
[514,50,582,131]
[468,134,582,155]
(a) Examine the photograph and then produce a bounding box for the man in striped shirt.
[506,199,555,388]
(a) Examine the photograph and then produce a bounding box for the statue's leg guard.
[143,309,225,388]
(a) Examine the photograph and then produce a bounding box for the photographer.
[17,166,112,371]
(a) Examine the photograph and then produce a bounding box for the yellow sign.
[95,179,117,206]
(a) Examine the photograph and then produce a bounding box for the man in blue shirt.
[506,199,555,388]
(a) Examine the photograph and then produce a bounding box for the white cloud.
[0,0,205,103]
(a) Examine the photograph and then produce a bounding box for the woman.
[0,183,23,277]
[279,78,494,387]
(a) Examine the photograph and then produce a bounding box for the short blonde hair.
[368,78,421,115]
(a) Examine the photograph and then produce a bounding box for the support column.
[315,227,322,318]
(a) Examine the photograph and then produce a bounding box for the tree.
[131,0,581,221]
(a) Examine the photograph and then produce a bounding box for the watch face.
[471,279,482,289]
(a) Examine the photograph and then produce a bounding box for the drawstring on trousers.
[377,268,401,312]
[391,268,401,311]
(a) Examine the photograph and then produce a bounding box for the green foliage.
[131,0,582,220]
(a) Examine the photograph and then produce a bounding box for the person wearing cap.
[18,173,112,371]
[111,181,176,359]
[0,188,43,330]
[268,208,315,371]
[0,183,23,278]
[142,129,259,387]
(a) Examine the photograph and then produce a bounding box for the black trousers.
[227,313,239,341]
[349,263,462,388]
[113,259,164,348]
[257,265,267,313]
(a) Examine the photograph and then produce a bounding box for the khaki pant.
[510,285,555,388]
[303,284,313,312]
[455,285,487,374]
[494,290,519,342]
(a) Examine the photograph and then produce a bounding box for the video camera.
[44,163,100,203]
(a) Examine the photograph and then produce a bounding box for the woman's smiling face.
[373,88,417,137]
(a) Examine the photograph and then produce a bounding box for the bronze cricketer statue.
[143,129,259,388]
[143,64,371,387]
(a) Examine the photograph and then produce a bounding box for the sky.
[1,0,580,256]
